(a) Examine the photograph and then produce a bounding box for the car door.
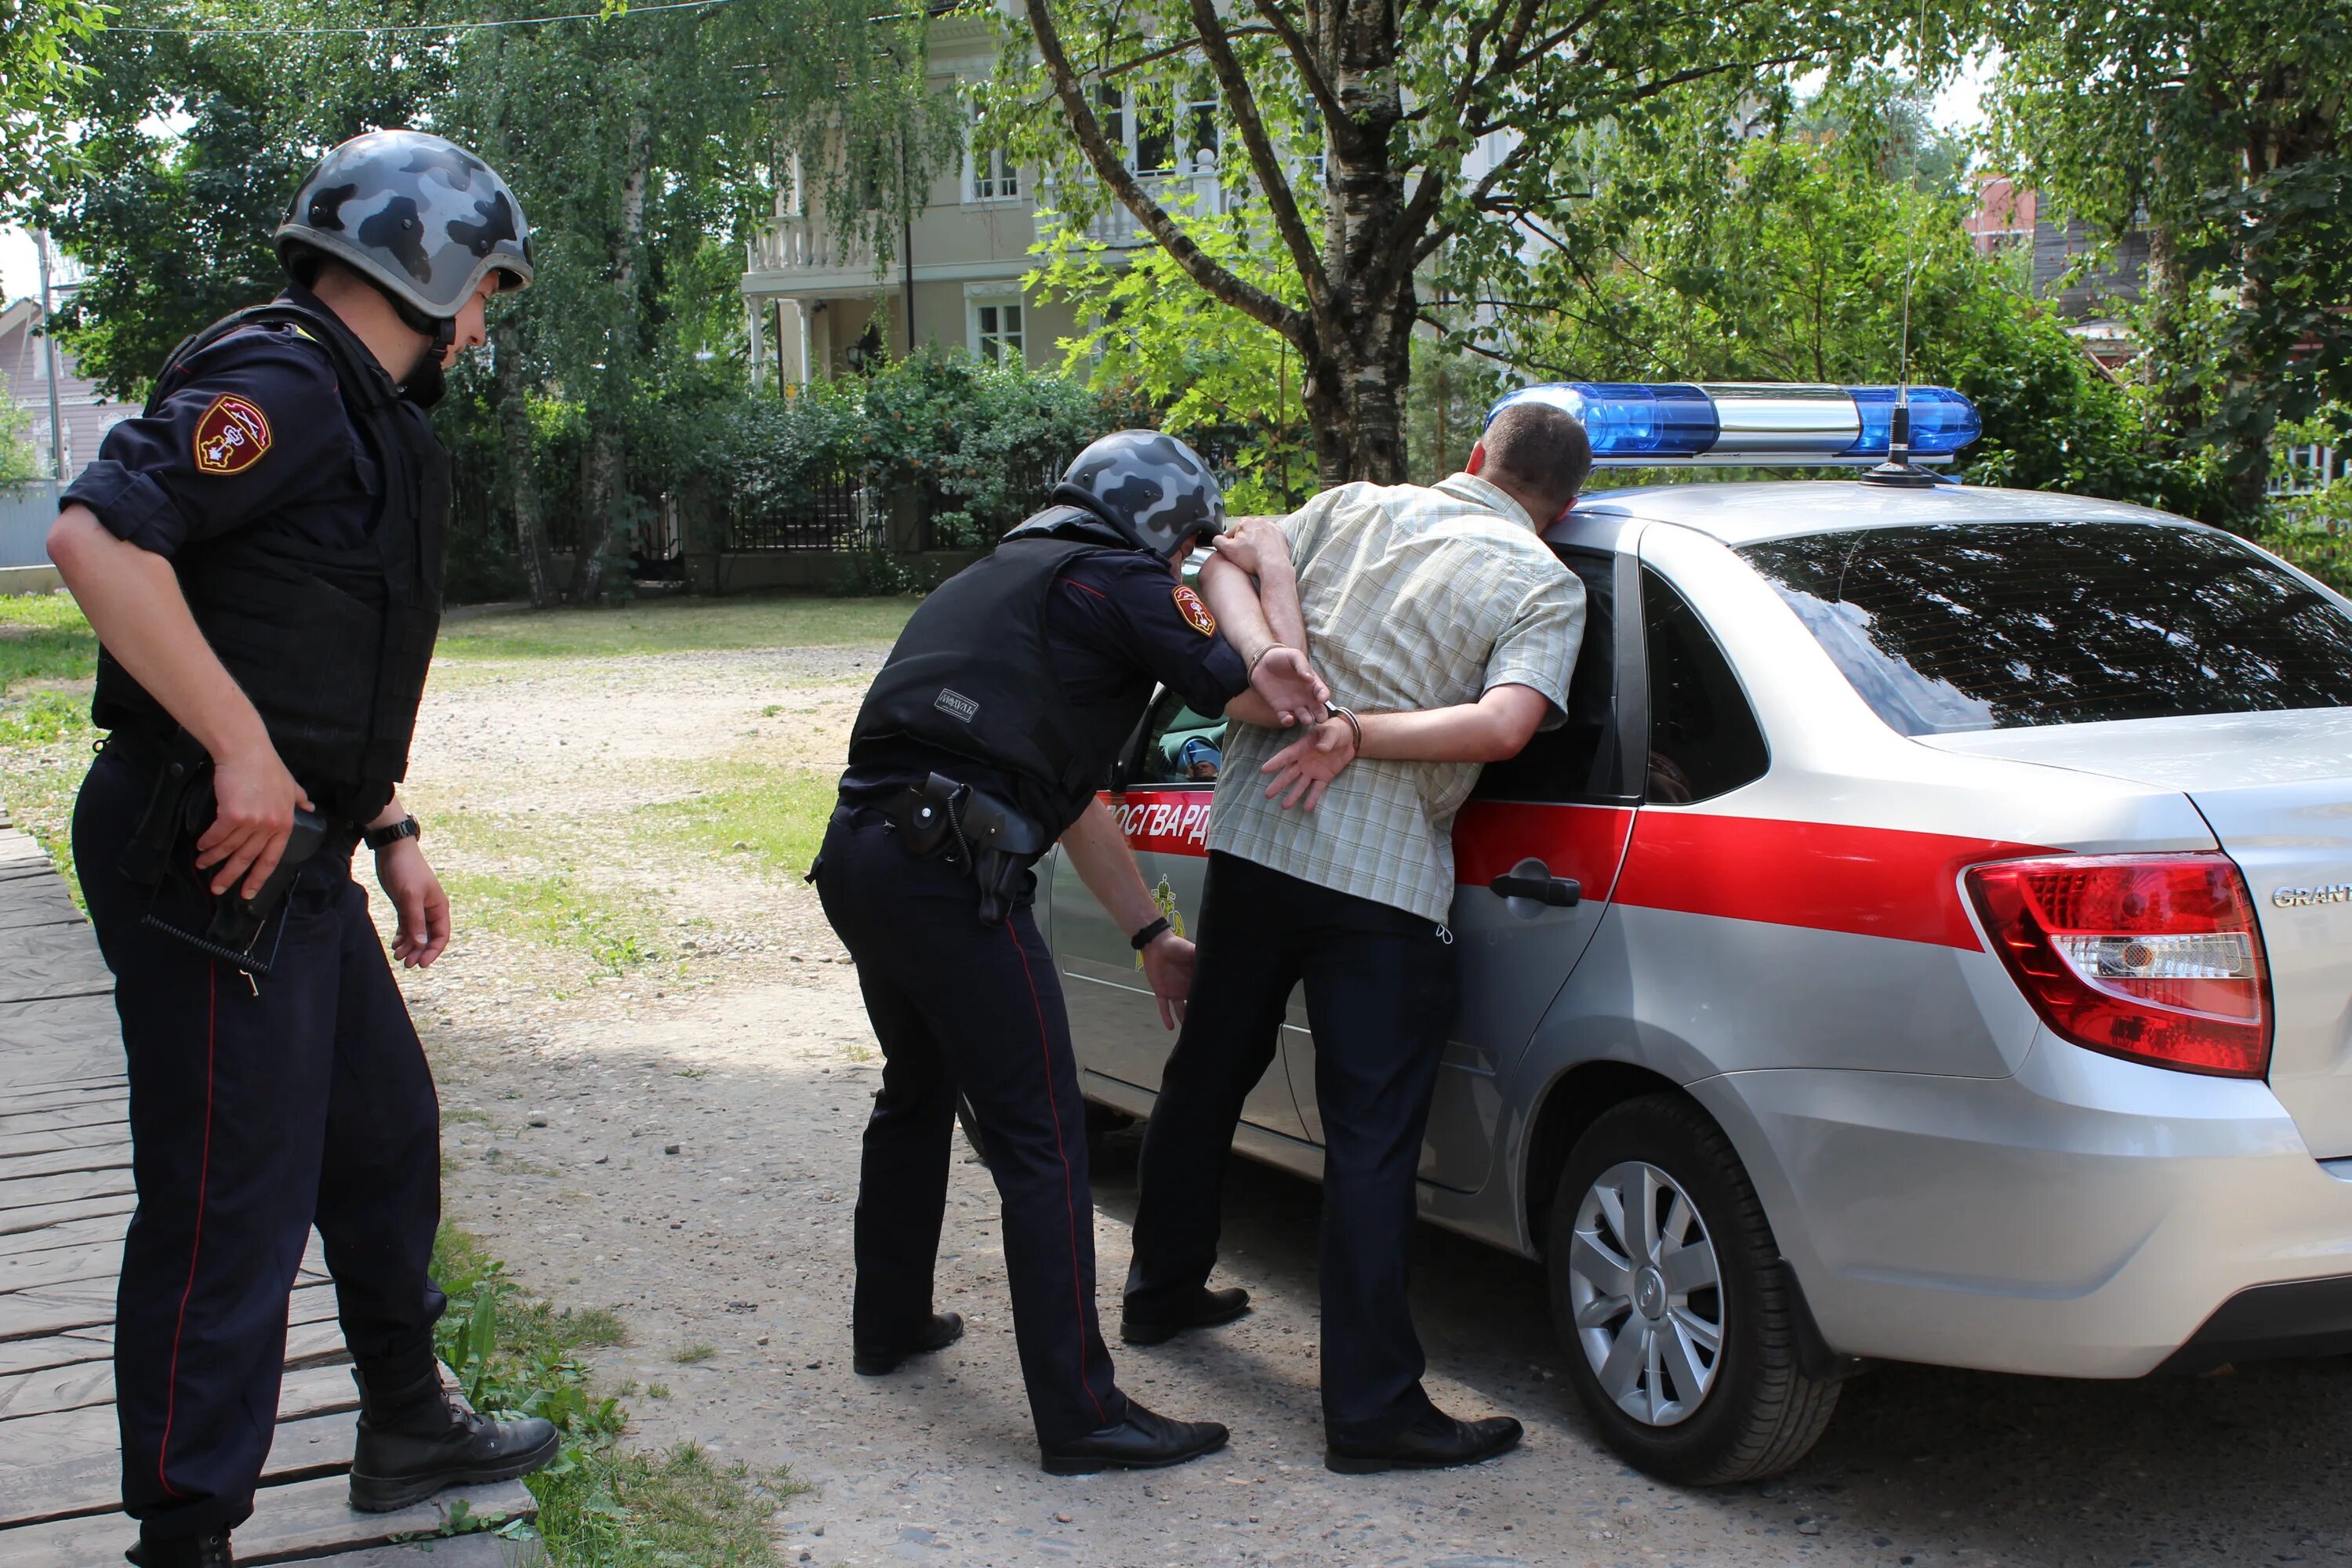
[1054,688,1309,1138]
[1285,529,1643,1192]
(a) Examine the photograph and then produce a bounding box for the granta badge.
[2272,883,2352,909]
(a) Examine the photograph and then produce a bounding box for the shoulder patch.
[1171,584,1217,637]
[192,394,272,476]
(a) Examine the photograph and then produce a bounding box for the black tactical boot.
[348,1363,562,1513]
[125,1530,233,1566]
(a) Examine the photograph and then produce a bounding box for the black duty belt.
[834,773,1053,926]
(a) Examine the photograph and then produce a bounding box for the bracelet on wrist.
[1129,914,1173,951]
[1249,643,1292,674]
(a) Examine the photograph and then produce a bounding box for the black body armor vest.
[848,524,1154,835]
[92,300,450,822]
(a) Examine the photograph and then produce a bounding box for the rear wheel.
[955,1098,1134,1169]
[1546,1094,1839,1484]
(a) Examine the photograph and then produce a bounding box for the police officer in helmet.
[46,130,556,1567]
[817,430,1327,1472]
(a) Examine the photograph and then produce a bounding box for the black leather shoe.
[1040,1399,1230,1475]
[1120,1287,1251,1345]
[854,1311,966,1376]
[1325,1407,1524,1474]
[125,1533,233,1568]
[348,1364,563,1512]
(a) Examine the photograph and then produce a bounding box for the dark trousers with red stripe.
[74,751,445,1542]
[813,814,1127,1446]
[1127,851,1458,1441]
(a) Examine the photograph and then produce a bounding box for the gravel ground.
[396,637,2352,1568]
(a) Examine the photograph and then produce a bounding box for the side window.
[1136,686,1229,786]
[1472,547,1621,803]
[1643,566,1768,803]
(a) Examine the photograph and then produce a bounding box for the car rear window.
[1739,521,2352,735]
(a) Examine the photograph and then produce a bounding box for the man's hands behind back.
[1247,644,1329,728]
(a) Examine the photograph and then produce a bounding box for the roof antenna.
[1863,0,1944,490]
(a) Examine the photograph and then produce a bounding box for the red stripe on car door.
[1613,813,2055,951]
[1452,800,1635,902]
[1109,790,2049,950]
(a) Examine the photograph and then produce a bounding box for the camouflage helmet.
[1051,430,1225,562]
[275,130,533,322]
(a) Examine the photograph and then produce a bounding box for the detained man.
[1120,401,1594,1473]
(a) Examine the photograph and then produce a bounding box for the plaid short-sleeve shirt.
[1207,473,1586,924]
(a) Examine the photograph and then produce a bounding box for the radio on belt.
[1487,382,1983,466]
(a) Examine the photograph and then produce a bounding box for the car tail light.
[1965,853,2271,1078]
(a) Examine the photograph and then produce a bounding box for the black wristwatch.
[1130,915,1173,951]
[365,815,422,852]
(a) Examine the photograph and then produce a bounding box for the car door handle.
[1487,857,1581,908]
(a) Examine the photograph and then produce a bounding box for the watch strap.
[1129,914,1173,951]
[365,815,421,851]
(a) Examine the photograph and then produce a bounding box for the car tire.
[957,1101,1131,1170]
[1546,1094,1839,1485]
[956,1095,989,1167]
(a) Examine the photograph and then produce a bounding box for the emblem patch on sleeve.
[1172,585,1218,637]
[192,394,272,476]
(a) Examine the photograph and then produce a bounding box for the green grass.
[0,594,99,895]
[671,1344,715,1365]
[0,591,98,689]
[439,594,916,662]
[431,1225,801,1566]
[437,868,666,978]
[649,765,840,880]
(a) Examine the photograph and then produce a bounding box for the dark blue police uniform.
[62,287,448,1542]
[818,540,1247,1448]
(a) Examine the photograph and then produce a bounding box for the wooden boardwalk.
[0,807,543,1565]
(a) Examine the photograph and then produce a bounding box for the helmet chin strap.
[383,289,456,383]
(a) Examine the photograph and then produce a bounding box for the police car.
[1040,381,2352,1484]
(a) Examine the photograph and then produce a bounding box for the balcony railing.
[1069,171,1226,247]
[745,216,873,274]
[743,169,1230,278]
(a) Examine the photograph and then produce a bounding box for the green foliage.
[985,0,1957,475]
[1030,211,1316,511]
[1499,78,2189,503]
[0,0,107,200]
[1988,0,2352,521]
[39,0,964,597]
[694,349,1141,548]
[0,400,46,482]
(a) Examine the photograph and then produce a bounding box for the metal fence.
[0,483,57,569]
[724,468,873,551]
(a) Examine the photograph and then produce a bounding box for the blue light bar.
[1494,383,1719,459]
[1845,385,1980,459]
[1487,383,1981,466]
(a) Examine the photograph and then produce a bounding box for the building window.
[971,299,1024,364]
[971,143,1019,201]
[1094,80,1218,180]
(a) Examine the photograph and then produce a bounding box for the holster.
[880,774,1054,927]
[112,729,329,975]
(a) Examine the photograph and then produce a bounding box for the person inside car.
[1118,401,1594,1473]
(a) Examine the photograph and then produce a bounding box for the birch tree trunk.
[570,114,652,605]
[494,315,559,608]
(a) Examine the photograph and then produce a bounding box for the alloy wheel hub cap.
[1566,1160,1726,1428]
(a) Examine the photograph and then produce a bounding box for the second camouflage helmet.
[1052,431,1225,562]
[276,130,534,322]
